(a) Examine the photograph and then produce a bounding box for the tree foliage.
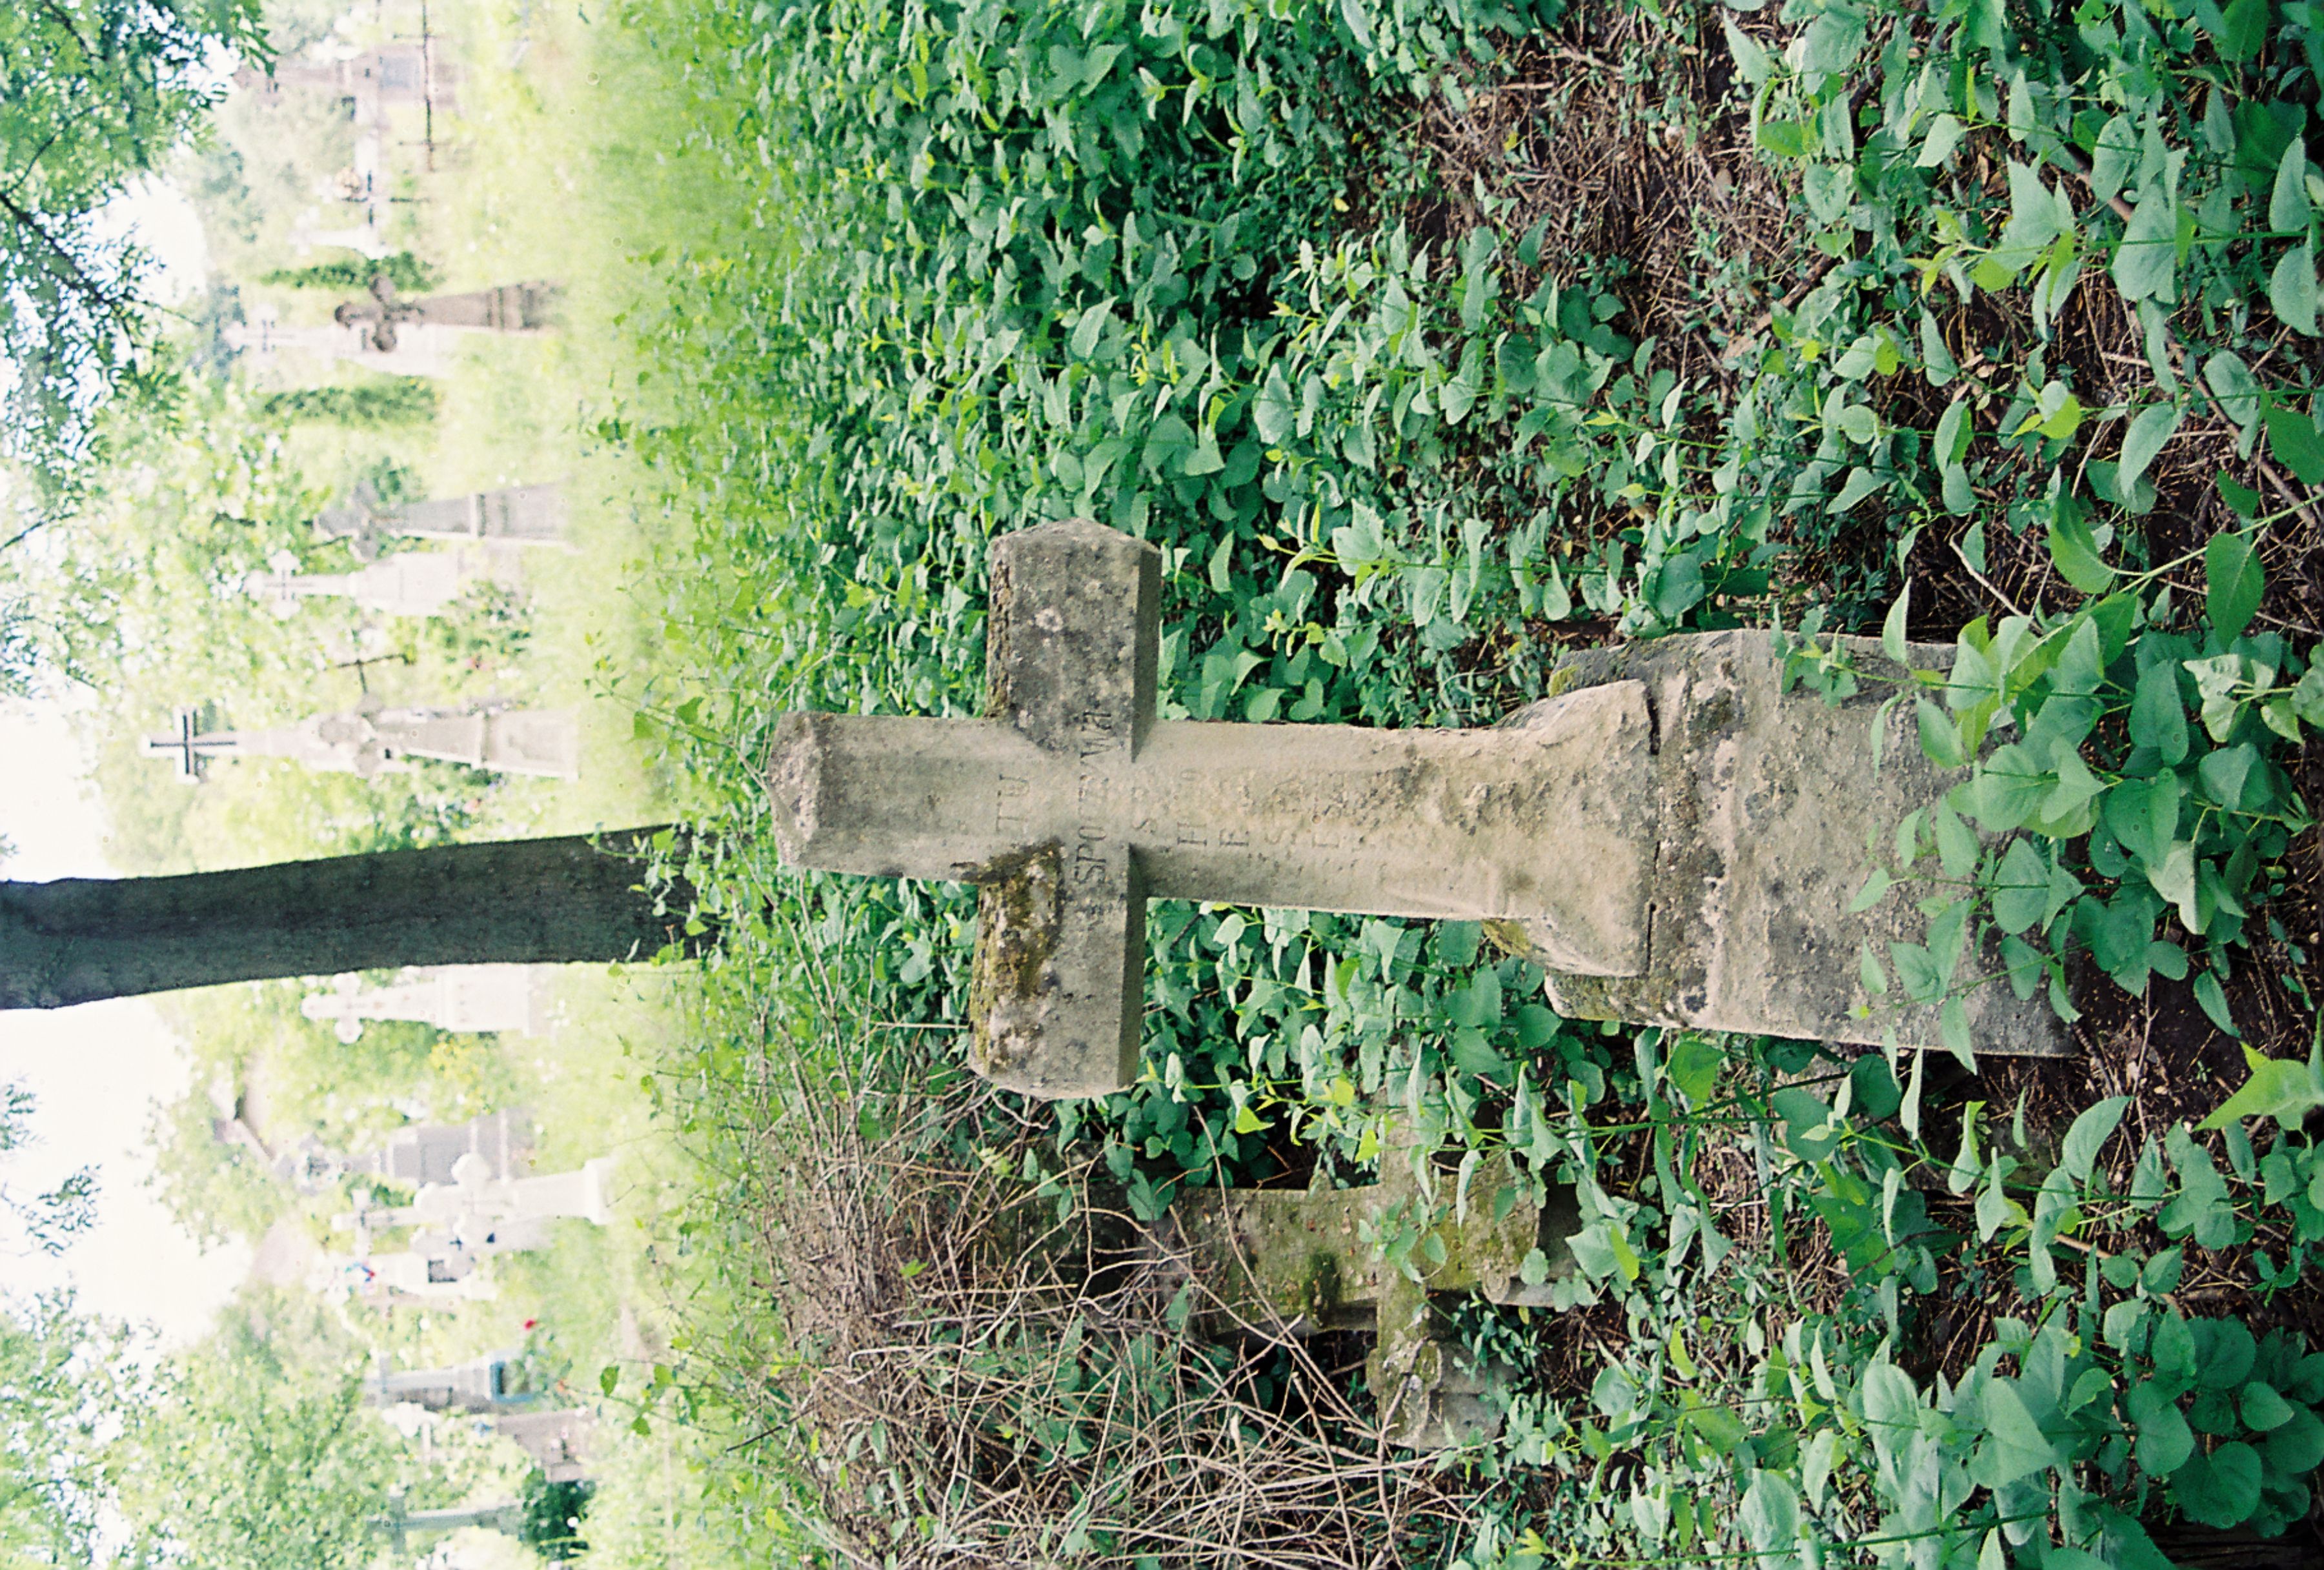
[0,0,268,501]
[0,1294,137,1565]
[110,1291,409,1570]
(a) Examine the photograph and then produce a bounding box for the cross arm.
[985,518,1160,753]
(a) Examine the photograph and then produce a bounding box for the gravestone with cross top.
[769,518,1659,1097]
[1156,1121,1581,1447]
[767,519,2065,1100]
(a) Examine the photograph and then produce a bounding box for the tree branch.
[0,189,141,342]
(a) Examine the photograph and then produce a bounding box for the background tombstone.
[366,1349,545,1414]
[318,481,569,560]
[145,698,579,780]
[278,1108,532,1193]
[352,1153,616,1260]
[254,544,519,620]
[333,277,560,350]
[1157,1122,1579,1448]
[304,969,551,1043]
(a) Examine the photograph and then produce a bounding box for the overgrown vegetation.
[9,0,2321,1558]
[587,0,2324,1560]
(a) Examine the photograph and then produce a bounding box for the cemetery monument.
[253,544,520,621]
[145,697,579,780]
[767,518,2063,1102]
[302,967,551,1042]
[333,276,561,352]
[317,480,570,559]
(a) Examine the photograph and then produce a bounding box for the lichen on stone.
[967,840,1062,1076]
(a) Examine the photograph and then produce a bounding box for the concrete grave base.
[1505,629,2068,1058]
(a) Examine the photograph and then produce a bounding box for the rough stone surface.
[767,518,1657,1098]
[1517,629,2066,1058]
[1158,1134,1579,1447]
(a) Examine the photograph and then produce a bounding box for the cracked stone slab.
[1508,629,2068,1058]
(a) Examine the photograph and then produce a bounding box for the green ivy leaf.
[2060,1096,2130,1185]
[2240,1381,2296,1431]
[1665,1034,1722,1105]
[2264,1405,2324,1473]
[2113,189,2179,303]
[1739,1471,1801,1562]
[2269,241,2319,336]
[2271,143,2314,233]
[1917,699,1966,768]
[2130,659,2190,763]
[2263,396,2324,484]
[2192,970,2239,1037]
[2199,1045,2324,1132]
[2205,531,2265,643]
[1970,1380,2058,1487]
[2213,0,2268,62]
[2128,1380,2194,1474]
[2172,1442,2263,1529]
[2204,352,2263,434]
[1883,581,1911,665]
[2117,403,2182,494]
[1992,838,2051,934]
[2047,500,2116,592]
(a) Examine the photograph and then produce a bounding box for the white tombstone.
[316,483,570,560]
[438,1152,616,1230]
[327,1247,496,1302]
[254,545,518,620]
[144,698,580,780]
[302,967,549,1043]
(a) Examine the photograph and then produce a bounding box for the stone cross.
[372,1495,524,1552]
[334,277,559,351]
[355,1153,615,1248]
[1158,1125,1578,1448]
[318,481,569,561]
[254,544,516,620]
[769,519,2065,1094]
[301,967,548,1042]
[144,707,237,780]
[143,698,578,780]
[366,1350,544,1414]
[769,519,1657,1097]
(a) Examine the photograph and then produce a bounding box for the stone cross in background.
[144,698,578,780]
[253,543,519,621]
[333,276,560,350]
[371,1496,524,1553]
[301,966,549,1042]
[365,1351,597,1482]
[338,1154,615,1302]
[317,481,569,561]
[1160,1122,1579,1449]
[769,519,2063,1099]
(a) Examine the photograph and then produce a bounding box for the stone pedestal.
[304,969,549,1042]
[1515,630,2064,1056]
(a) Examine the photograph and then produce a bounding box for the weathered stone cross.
[1158,1126,1580,1447]
[768,519,1659,1097]
[767,519,2065,1098]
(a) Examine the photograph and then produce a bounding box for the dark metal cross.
[141,708,241,780]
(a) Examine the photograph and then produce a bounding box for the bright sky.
[0,706,253,1343]
[0,182,249,1344]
